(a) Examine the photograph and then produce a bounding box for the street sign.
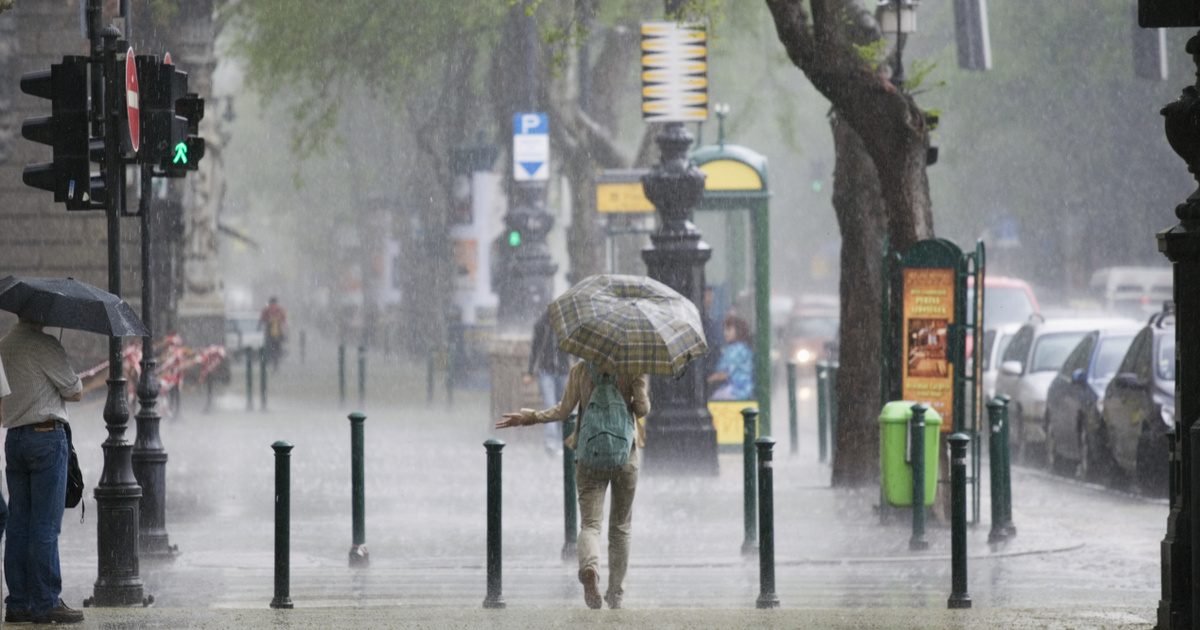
[640,22,708,122]
[512,112,548,182]
[125,47,140,153]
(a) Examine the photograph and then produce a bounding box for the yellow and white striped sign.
[640,22,708,122]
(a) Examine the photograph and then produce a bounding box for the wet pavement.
[50,335,1161,628]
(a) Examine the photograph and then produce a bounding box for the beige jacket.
[525,362,650,449]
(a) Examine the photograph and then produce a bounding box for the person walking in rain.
[497,361,649,609]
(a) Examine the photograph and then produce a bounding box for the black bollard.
[245,349,254,412]
[786,361,799,456]
[299,329,306,364]
[357,345,366,408]
[483,439,506,609]
[816,360,829,463]
[260,347,268,411]
[755,437,780,609]
[205,377,213,414]
[270,441,294,609]
[562,415,578,560]
[947,432,972,609]
[742,408,759,555]
[910,403,929,551]
[829,361,840,464]
[348,412,369,567]
[426,353,435,405]
[338,344,346,408]
[986,398,1008,543]
[997,395,1017,538]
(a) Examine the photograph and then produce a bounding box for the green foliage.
[853,39,889,71]
[903,59,944,94]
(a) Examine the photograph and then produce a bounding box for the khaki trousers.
[576,446,640,599]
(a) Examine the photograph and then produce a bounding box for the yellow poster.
[902,268,955,431]
[709,400,758,446]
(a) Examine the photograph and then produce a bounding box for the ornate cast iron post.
[1156,31,1200,630]
[640,121,718,475]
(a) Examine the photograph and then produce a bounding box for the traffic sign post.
[125,47,139,154]
[512,112,548,182]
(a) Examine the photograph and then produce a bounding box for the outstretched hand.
[495,412,528,430]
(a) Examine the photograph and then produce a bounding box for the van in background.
[1089,266,1172,319]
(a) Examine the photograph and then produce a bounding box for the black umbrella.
[0,276,149,337]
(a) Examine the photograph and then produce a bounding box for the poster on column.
[901,268,955,431]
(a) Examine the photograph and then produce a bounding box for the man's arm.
[43,341,83,401]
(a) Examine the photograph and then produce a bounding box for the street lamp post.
[1156,30,1200,630]
[132,163,177,559]
[876,0,919,88]
[88,9,145,606]
[640,121,718,475]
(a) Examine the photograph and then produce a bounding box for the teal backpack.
[577,363,635,470]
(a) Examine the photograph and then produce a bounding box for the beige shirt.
[0,323,82,428]
[0,354,10,423]
[528,362,650,449]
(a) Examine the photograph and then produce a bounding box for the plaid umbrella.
[547,274,707,376]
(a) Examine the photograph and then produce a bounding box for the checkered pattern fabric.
[547,274,708,377]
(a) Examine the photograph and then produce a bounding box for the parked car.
[980,322,1022,402]
[1043,321,1141,478]
[995,316,1138,462]
[1089,266,1172,319]
[1097,305,1175,494]
[968,275,1041,328]
[224,311,265,357]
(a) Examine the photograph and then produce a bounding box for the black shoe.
[4,607,32,624]
[32,599,84,625]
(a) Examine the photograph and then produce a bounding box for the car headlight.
[794,348,814,364]
[1162,405,1176,429]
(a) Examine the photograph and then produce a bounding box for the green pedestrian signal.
[507,230,522,247]
[810,180,823,193]
[172,141,188,164]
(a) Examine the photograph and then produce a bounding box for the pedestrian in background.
[259,296,288,372]
[525,311,572,456]
[708,314,754,401]
[497,361,650,610]
[0,319,84,624]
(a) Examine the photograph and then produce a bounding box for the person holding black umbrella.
[0,318,84,625]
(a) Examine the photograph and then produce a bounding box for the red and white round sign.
[125,47,139,153]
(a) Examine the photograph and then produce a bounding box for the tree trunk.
[830,113,886,487]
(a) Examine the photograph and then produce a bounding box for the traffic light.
[137,55,204,177]
[507,229,522,247]
[20,56,102,209]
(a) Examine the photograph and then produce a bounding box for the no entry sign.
[125,47,139,153]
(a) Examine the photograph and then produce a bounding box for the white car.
[994,316,1139,462]
[980,322,1022,402]
[224,311,265,357]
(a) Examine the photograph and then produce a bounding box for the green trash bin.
[879,401,942,507]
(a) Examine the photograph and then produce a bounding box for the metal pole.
[259,347,268,411]
[348,413,368,567]
[986,398,1008,543]
[338,344,346,408]
[133,163,175,559]
[830,361,840,465]
[786,361,799,456]
[741,408,758,555]
[357,344,366,408]
[755,437,779,609]
[816,360,829,463]
[299,329,305,364]
[91,19,145,607]
[483,439,506,609]
[562,414,577,560]
[270,441,294,609]
[998,394,1016,537]
[245,348,253,411]
[909,403,929,551]
[947,432,972,609]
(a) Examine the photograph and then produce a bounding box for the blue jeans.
[539,371,569,448]
[5,424,68,616]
